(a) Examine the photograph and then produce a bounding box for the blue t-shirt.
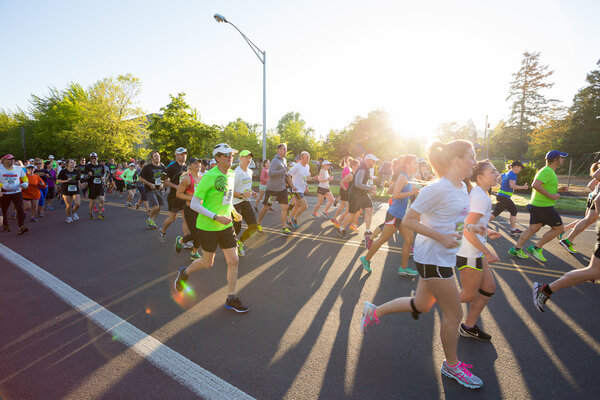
[498,170,517,198]
[388,173,412,219]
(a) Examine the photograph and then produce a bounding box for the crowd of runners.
[1,139,600,390]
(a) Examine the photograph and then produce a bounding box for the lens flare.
[172,281,197,309]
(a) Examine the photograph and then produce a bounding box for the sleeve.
[190,195,216,219]
[469,190,488,215]
[536,168,549,184]
[410,182,442,215]
[234,170,242,191]
[353,169,372,190]
[269,159,286,177]
[193,174,210,202]
[507,171,517,182]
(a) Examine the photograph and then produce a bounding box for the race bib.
[68,185,77,192]
[81,174,85,179]
[154,178,161,185]
[93,178,102,184]
[222,188,233,205]
[6,177,16,185]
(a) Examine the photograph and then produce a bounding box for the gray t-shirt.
[266,154,287,191]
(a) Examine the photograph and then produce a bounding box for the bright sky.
[1,0,599,142]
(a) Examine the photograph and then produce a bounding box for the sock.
[227,294,236,302]
[534,246,541,250]
[448,361,460,368]
[543,284,553,296]
[462,323,473,330]
[515,247,521,250]
[365,231,372,236]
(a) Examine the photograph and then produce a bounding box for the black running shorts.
[317,187,331,196]
[415,262,454,280]
[348,190,373,214]
[198,226,237,253]
[456,256,483,271]
[339,187,349,202]
[527,204,562,227]
[167,195,185,213]
[263,189,288,206]
[88,183,104,200]
[493,195,518,217]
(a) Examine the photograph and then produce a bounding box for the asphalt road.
[1,193,599,399]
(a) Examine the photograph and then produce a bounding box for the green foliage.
[513,161,538,187]
[435,120,478,143]
[148,93,217,159]
[487,120,530,159]
[219,118,262,158]
[276,111,320,159]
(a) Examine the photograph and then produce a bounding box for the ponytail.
[427,140,473,177]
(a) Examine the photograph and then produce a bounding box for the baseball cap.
[546,150,568,160]
[90,152,98,157]
[188,157,200,164]
[128,162,135,166]
[209,158,216,165]
[26,164,35,169]
[48,155,54,159]
[417,158,427,164]
[510,160,523,168]
[1,154,15,160]
[364,154,379,162]
[212,143,238,157]
[239,150,253,157]
[323,160,332,165]
[175,147,187,155]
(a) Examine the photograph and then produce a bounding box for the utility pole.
[483,115,489,159]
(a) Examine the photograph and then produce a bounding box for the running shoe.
[459,324,491,341]
[89,213,94,220]
[190,252,201,260]
[29,217,37,223]
[237,240,245,257]
[532,282,550,312]
[38,211,45,217]
[526,246,547,262]
[72,212,79,221]
[511,228,523,236]
[281,227,292,236]
[93,206,98,212]
[557,232,563,240]
[97,212,106,220]
[330,218,340,229]
[182,241,193,249]
[150,220,159,230]
[559,239,578,254]
[364,233,373,250]
[361,302,379,334]
[360,256,372,272]
[102,208,105,213]
[225,297,249,313]
[349,223,359,232]
[146,219,153,229]
[2,224,10,232]
[17,226,29,235]
[257,224,263,233]
[290,218,299,229]
[398,267,419,277]
[311,211,318,218]
[339,228,349,239]
[409,246,414,256]
[66,217,73,223]
[159,231,167,243]
[174,236,183,253]
[174,266,188,292]
[440,361,483,389]
[508,247,529,259]
[46,206,54,210]
[135,203,140,210]
[321,211,331,218]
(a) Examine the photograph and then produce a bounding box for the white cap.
[364,154,379,162]
[48,155,54,159]
[128,162,135,166]
[212,143,238,157]
[323,160,332,165]
[209,158,216,165]
[175,147,187,155]
[90,152,98,157]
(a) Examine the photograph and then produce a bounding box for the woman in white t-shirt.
[456,160,501,342]
[311,161,334,218]
[359,140,486,390]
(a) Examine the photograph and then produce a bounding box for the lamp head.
[214,13,228,23]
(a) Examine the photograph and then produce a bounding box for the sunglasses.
[216,153,233,158]
[90,157,98,159]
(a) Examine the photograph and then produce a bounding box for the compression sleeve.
[190,195,216,220]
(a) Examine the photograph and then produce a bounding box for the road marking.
[0,243,255,400]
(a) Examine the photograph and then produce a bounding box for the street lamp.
[214,13,267,162]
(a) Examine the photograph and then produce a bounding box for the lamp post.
[214,13,267,162]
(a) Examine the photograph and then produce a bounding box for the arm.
[587,179,598,192]
[391,175,418,200]
[509,179,528,190]
[190,194,231,225]
[532,179,559,200]
[402,208,460,249]
[462,212,498,262]
[353,169,375,191]
[176,176,193,201]
[268,159,286,178]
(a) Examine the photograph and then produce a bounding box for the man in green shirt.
[509,150,568,262]
[173,143,247,313]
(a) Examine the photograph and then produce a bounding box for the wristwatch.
[212,214,218,220]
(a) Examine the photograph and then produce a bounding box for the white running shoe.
[66,217,73,223]
[72,212,79,221]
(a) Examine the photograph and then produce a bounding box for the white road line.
[0,243,255,400]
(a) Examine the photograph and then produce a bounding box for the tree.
[148,93,217,160]
[219,118,262,157]
[564,59,600,157]
[435,120,478,143]
[276,111,320,158]
[527,108,570,164]
[487,120,527,159]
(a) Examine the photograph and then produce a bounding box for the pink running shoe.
[440,360,483,389]
[361,302,379,334]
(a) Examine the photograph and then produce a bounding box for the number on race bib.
[68,185,77,192]
[93,178,102,184]
[155,178,161,185]
[223,189,233,205]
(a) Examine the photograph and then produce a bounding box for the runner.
[33,158,50,217]
[255,159,270,212]
[311,160,334,218]
[77,157,88,199]
[159,148,189,242]
[338,154,379,242]
[43,160,57,211]
[232,150,259,256]
[173,143,248,313]
[114,163,125,197]
[456,160,501,341]
[122,162,137,207]
[360,140,484,389]
[557,161,600,253]
[380,158,393,187]
[84,152,106,220]
[256,143,292,235]
[331,157,358,229]
[533,218,600,312]
[490,160,528,236]
[288,151,315,228]
[0,153,29,235]
[509,150,568,262]
[56,159,81,223]
[134,160,150,214]
[106,157,117,194]
[359,155,420,276]
[22,165,45,222]
[175,157,203,260]
[137,151,167,229]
